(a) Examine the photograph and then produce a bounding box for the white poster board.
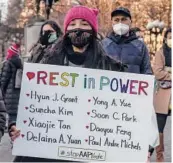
[12,63,155,162]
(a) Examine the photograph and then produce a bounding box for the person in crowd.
[8,6,125,162]
[153,28,172,162]
[102,7,159,160]
[28,20,63,63]
[0,44,22,139]
[102,7,152,74]
[0,89,6,142]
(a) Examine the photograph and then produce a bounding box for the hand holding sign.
[9,125,20,141]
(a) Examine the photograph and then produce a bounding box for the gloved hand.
[106,56,128,72]
[9,125,20,141]
[114,61,128,72]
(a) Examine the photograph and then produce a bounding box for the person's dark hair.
[163,27,171,44]
[29,20,63,52]
[40,20,63,38]
[163,27,171,67]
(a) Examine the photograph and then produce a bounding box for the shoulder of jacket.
[29,43,42,51]
[130,39,149,54]
[131,39,145,47]
[102,37,113,47]
[3,60,11,66]
[1,60,12,71]
[31,44,44,53]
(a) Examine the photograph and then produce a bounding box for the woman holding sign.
[41,6,124,70]
[9,6,125,162]
[153,28,172,162]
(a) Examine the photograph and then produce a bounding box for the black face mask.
[40,30,52,45]
[67,29,93,48]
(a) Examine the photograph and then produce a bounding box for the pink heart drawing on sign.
[25,107,28,110]
[86,126,89,129]
[23,120,27,124]
[26,72,35,80]
[88,99,91,102]
[87,112,90,115]
[21,134,25,138]
[85,139,88,142]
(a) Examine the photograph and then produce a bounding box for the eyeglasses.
[113,17,128,23]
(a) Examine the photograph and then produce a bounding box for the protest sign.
[12,63,154,162]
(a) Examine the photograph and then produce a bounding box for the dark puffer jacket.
[0,89,6,141]
[102,31,152,74]
[0,55,22,127]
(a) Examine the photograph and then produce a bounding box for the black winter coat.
[0,55,22,127]
[0,89,6,141]
[102,31,152,74]
[42,39,126,71]
[28,40,59,63]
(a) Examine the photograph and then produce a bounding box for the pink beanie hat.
[64,6,99,34]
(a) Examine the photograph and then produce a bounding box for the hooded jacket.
[102,31,152,74]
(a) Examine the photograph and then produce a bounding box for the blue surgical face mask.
[48,32,58,43]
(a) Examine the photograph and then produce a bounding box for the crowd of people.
[0,5,171,162]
